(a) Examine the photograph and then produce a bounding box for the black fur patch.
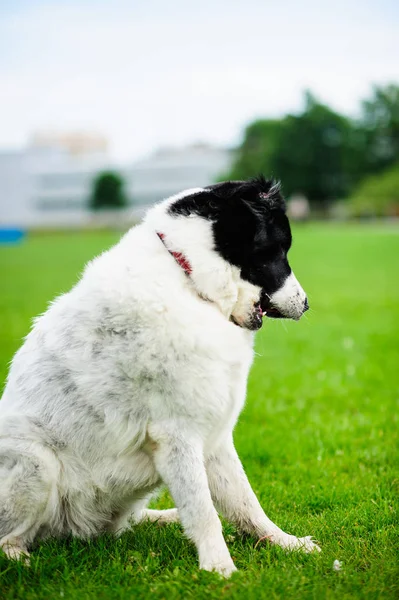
[168,176,292,296]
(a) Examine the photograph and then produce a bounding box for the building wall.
[0,151,32,226]
[0,144,234,227]
[127,145,233,206]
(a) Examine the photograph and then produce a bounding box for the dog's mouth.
[259,297,287,320]
[262,305,287,319]
[230,300,287,330]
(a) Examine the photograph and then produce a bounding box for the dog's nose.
[303,298,309,312]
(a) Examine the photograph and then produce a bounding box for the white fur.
[0,190,319,574]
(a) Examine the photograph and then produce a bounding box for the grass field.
[0,224,398,599]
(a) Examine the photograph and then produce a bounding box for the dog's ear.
[209,177,285,252]
[240,178,284,250]
[240,198,267,250]
[241,177,284,212]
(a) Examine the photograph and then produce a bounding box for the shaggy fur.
[0,178,319,576]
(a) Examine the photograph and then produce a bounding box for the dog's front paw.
[1,541,31,564]
[199,538,237,577]
[200,557,237,578]
[290,535,321,553]
[269,533,321,553]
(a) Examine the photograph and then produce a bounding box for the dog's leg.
[140,508,179,524]
[0,448,56,561]
[206,437,320,553]
[108,503,179,535]
[148,423,237,577]
[1,538,30,564]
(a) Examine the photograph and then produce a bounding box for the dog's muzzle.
[260,288,309,321]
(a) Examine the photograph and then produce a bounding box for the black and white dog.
[0,177,319,576]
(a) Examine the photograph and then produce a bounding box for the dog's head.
[147,176,308,330]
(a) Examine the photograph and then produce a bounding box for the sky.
[1,0,398,161]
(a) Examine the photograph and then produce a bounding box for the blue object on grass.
[0,228,26,245]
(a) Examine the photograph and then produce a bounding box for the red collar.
[157,232,192,276]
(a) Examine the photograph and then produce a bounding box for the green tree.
[226,92,363,204]
[90,171,127,210]
[227,119,283,180]
[270,92,360,203]
[359,84,399,174]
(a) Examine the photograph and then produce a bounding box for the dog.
[0,176,319,576]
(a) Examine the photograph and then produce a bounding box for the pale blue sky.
[1,0,398,160]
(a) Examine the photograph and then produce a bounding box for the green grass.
[0,224,398,599]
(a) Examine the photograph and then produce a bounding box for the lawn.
[0,224,398,599]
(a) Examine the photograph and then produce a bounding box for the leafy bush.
[349,163,399,217]
[90,171,127,210]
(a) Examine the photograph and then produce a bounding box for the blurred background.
[0,0,398,231]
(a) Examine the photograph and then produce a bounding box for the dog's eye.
[256,245,287,266]
[258,244,280,258]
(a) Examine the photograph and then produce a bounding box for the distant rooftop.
[29,131,109,157]
[152,142,230,157]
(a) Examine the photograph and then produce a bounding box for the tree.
[358,84,399,174]
[227,119,283,180]
[270,92,360,204]
[226,92,361,205]
[90,171,127,210]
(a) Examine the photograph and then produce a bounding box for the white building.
[129,144,233,207]
[0,137,234,228]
